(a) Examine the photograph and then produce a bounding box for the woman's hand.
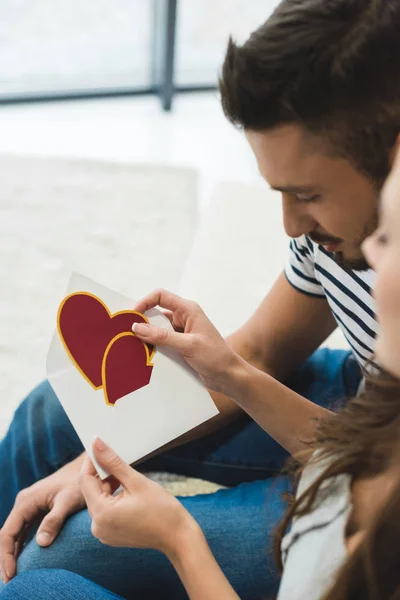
[79,438,200,557]
[133,289,244,395]
[81,439,241,600]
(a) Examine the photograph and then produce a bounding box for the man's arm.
[140,272,337,459]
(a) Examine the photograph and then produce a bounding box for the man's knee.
[17,510,94,575]
[0,569,97,600]
[17,380,61,420]
[17,538,68,575]
[18,541,54,575]
[9,381,63,439]
[12,380,79,454]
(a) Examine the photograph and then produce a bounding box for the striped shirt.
[284,234,377,367]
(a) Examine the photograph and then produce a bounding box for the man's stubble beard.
[334,251,370,272]
[334,210,379,272]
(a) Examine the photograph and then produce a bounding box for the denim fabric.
[0,348,361,600]
[0,569,124,599]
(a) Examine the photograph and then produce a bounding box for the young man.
[1,1,399,598]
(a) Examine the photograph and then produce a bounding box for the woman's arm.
[168,521,240,600]
[80,441,240,600]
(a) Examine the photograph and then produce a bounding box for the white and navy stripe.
[285,235,377,367]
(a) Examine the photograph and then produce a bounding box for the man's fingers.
[0,499,37,582]
[134,289,192,316]
[36,515,62,547]
[36,498,74,547]
[159,310,185,332]
[0,528,16,583]
[2,551,16,584]
[161,310,174,325]
[13,529,27,561]
[0,524,20,583]
[14,539,22,559]
[132,322,192,352]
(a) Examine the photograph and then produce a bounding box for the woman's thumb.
[93,438,133,485]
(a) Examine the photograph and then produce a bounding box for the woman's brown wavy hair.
[274,368,400,599]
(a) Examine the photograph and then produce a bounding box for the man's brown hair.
[219,0,400,182]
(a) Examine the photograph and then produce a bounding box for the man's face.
[246,125,379,271]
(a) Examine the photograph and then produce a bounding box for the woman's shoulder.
[278,457,352,600]
[283,453,352,554]
[296,451,343,496]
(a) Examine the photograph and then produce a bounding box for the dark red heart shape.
[103,332,153,405]
[58,292,154,404]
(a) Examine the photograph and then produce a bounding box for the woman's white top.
[277,460,352,600]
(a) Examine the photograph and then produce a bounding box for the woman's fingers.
[90,438,143,492]
[79,443,136,516]
[79,455,107,516]
[80,453,97,477]
[103,475,122,496]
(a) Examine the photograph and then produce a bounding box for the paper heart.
[102,332,153,406]
[58,292,154,405]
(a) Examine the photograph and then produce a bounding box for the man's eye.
[297,194,320,203]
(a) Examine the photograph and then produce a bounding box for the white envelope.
[47,273,219,478]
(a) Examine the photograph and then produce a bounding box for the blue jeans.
[0,348,362,600]
[0,570,124,600]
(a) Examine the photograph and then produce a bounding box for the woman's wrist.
[165,514,240,600]
[164,513,206,565]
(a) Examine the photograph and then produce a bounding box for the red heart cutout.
[102,333,153,405]
[58,292,154,404]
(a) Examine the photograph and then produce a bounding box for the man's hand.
[0,453,87,584]
[135,287,333,460]
[133,289,241,396]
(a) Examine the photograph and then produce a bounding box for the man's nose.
[281,195,317,239]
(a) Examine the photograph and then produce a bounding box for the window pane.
[0,0,153,95]
[175,0,279,86]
